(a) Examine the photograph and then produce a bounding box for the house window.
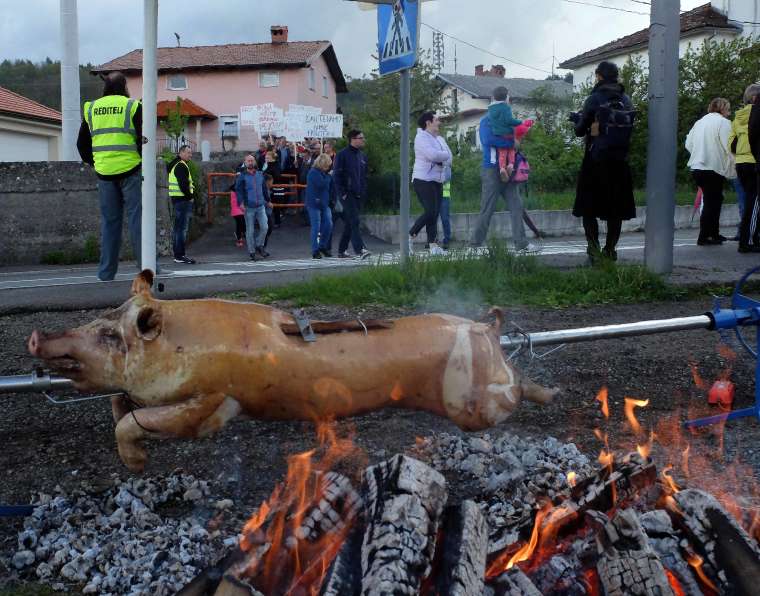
[167,74,187,90]
[322,75,329,98]
[259,71,280,88]
[308,68,315,91]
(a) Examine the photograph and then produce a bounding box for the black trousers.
[692,169,725,242]
[583,216,622,252]
[737,163,759,246]
[410,179,442,243]
[233,214,246,241]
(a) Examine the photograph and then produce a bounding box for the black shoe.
[602,247,618,261]
[312,251,322,259]
[718,235,728,242]
[173,255,196,264]
[338,252,350,258]
[256,247,270,257]
[697,237,723,246]
[320,249,333,258]
[250,252,257,261]
[738,245,760,253]
[730,234,740,242]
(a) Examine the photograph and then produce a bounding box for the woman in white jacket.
[409,111,452,255]
[685,97,735,245]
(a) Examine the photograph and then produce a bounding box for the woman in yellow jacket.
[729,83,760,253]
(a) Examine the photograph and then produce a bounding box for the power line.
[421,22,553,75]
[561,0,648,15]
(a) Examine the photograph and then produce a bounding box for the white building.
[437,65,573,146]
[0,86,62,161]
[559,2,759,88]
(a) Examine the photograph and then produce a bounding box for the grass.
[40,235,100,265]
[366,188,736,215]
[242,242,688,309]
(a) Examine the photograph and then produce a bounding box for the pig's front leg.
[114,394,242,472]
[111,394,133,424]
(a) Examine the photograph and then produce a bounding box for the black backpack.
[590,98,636,161]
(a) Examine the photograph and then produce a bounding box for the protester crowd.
[77,67,760,277]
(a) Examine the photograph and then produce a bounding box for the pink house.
[91,26,348,153]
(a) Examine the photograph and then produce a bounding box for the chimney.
[490,65,506,78]
[271,25,288,44]
[475,64,485,76]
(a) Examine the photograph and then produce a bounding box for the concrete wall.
[0,161,174,265]
[364,204,741,244]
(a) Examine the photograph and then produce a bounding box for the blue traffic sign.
[377,0,420,76]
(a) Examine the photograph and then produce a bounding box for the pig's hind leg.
[114,393,242,472]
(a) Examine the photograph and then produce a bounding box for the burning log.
[213,576,263,596]
[485,568,542,595]
[588,508,674,596]
[669,488,760,595]
[639,510,703,596]
[434,501,489,595]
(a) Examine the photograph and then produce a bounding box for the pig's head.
[28,271,164,393]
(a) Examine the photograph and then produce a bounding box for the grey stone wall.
[0,161,174,266]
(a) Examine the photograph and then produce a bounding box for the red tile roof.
[559,3,740,69]
[0,85,62,124]
[157,98,216,119]
[93,41,348,92]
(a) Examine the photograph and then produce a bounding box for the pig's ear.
[131,270,155,297]
[136,306,162,341]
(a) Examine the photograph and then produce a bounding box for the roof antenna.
[174,32,181,47]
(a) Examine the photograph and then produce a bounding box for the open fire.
[181,375,760,596]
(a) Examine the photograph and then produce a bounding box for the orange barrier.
[206,172,306,224]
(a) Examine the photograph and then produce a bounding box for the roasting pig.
[28,271,556,472]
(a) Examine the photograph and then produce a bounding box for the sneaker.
[519,243,541,253]
[408,235,415,254]
[602,247,618,261]
[312,251,322,259]
[236,240,243,248]
[250,252,257,261]
[256,247,270,258]
[429,243,445,256]
[338,252,350,259]
[173,255,196,264]
[320,249,333,258]
[359,248,372,260]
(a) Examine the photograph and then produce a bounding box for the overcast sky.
[1,0,708,80]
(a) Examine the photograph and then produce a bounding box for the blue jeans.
[244,205,268,253]
[338,194,364,255]
[97,169,142,281]
[732,177,746,235]
[440,196,451,245]
[307,203,333,254]
[172,199,192,258]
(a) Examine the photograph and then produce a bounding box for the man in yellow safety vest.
[77,72,143,281]
[166,145,196,264]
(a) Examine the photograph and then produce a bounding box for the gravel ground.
[1,296,759,590]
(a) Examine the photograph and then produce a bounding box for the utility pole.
[59,0,80,161]
[141,0,158,275]
[644,0,679,274]
[453,44,458,74]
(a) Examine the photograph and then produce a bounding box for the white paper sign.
[303,113,344,139]
[256,103,284,136]
[283,113,307,141]
[288,104,322,116]
[240,105,260,127]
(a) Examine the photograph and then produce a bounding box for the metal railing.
[205,172,306,224]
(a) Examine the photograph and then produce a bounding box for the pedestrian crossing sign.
[378,0,420,75]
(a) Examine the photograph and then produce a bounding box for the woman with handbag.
[409,111,452,255]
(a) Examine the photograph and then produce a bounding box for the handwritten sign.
[256,104,284,136]
[240,105,262,127]
[303,113,344,139]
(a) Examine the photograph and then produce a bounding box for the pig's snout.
[28,330,42,357]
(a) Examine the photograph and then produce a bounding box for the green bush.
[40,234,100,265]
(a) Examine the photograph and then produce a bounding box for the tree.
[160,97,188,153]
[0,58,101,109]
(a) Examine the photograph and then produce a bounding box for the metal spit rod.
[499,314,714,349]
[0,370,75,394]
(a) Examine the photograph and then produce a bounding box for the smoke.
[419,278,488,320]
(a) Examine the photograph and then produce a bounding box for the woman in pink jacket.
[409,111,452,255]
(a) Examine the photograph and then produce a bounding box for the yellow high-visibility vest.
[83,95,140,176]
[442,182,451,198]
[168,160,194,198]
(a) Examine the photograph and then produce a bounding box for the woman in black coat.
[572,61,636,262]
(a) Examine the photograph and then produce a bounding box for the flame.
[596,386,609,418]
[624,397,649,435]
[567,471,577,488]
[663,495,684,516]
[661,466,680,494]
[687,553,719,593]
[582,568,601,596]
[505,504,551,570]
[637,431,655,460]
[681,444,690,478]
[665,569,686,596]
[236,419,364,593]
[390,381,404,401]
[689,359,707,390]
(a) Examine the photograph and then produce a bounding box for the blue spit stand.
[684,265,760,429]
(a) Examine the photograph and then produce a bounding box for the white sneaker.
[429,243,446,256]
[359,248,372,260]
[520,242,541,253]
[408,235,415,255]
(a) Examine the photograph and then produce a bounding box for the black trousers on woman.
[737,163,759,247]
[410,179,443,243]
[583,216,622,256]
[692,169,725,243]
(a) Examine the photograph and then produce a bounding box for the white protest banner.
[302,113,343,139]
[283,112,307,141]
[255,103,284,136]
[288,104,322,116]
[240,105,260,127]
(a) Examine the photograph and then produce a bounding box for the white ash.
[5,472,237,595]
[411,432,594,549]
